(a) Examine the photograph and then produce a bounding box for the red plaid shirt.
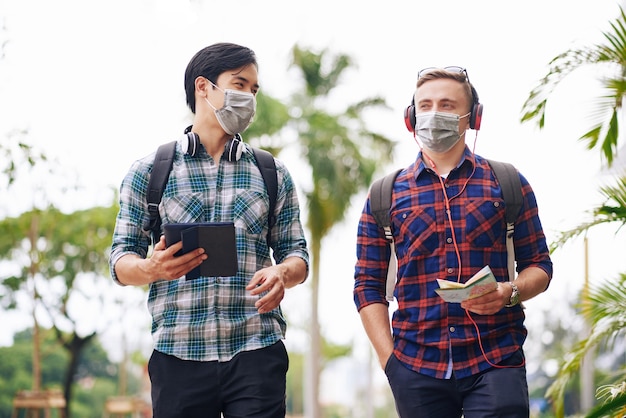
[354,148,552,379]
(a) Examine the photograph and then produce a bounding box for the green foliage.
[289,45,394,242]
[549,175,626,253]
[0,328,142,418]
[521,6,626,166]
[0,198,122,416]
[244,91,291,155]
[321,338,352,368]
[286,351,304,415]
[586,390,626,418]
[546,274,626,417]
[0,130,47,187]
[71,378,118,418]
[292,46,351,97]
[0,203,118,289]
[521,7,626,417]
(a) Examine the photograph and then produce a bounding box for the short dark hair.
[184,43,258,113]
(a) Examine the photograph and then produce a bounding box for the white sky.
[2,0,626,409]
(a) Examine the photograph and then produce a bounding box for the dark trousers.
[148,341,289,418]
[386,350,529,418]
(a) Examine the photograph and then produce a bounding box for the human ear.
[195,76,210,96]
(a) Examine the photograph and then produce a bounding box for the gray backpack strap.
[487,160,523,225]
[369,169,402,301]
[370,169,401,240]
[487,159,523,283]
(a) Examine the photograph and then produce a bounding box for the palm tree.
[521,6,626,418]
[244,91,291,155]
[288,45,395,418]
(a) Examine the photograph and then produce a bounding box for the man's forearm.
[359,303,394,368]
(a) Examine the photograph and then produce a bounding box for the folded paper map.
[435,265,498,303]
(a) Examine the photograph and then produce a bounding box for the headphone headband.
[404,83,483,132]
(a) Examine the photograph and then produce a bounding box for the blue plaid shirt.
[110,137,309,362]
[354,147,552,379]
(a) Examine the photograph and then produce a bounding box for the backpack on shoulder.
[369,160,523,301]
[142,140,278,246]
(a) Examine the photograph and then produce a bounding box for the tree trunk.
[28,215,41,392]
[305,237,321,418]
[60,332,96,418]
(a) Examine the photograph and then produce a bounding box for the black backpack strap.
[487,160,523,224]
[143,141,177,245]
[251,147,278,245]
[370,169,402,241]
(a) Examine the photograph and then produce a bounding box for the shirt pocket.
[233,189,268,235]
[393,206,439,256]
[162,192,205,224]
[464,198,506,248]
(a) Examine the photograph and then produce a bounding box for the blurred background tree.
[0,329,141,417]
[286,44,395,418]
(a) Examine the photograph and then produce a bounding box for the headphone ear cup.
[470,103,483,130]
[404,105,416,132]
[227,135,244,161]
[184,132,200,156]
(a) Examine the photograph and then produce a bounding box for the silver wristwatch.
[505,282,520,307]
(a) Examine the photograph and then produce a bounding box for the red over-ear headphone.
[404,85,483,132]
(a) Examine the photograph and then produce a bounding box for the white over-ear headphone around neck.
[182,127,243,162]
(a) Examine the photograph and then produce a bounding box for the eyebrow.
[418,98,457,105]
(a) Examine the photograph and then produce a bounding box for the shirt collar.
[412,145,476,179]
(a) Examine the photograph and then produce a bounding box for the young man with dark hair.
[110,42,309,418]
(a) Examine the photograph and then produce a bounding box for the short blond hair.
[416,69,475,111]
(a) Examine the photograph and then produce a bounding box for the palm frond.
[598,175,626,215]
[548,274,626,417]
[596,6,626,64]
[520,47,600,126]
[586,389,626,418]
[549,218,614,252]
[549,175,626,251]
[584,273,626,324]
[521,6,626,164]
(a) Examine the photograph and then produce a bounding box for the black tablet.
[163,222,238,279]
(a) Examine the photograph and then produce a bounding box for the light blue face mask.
[415,111,469,153]
[205,82,256,135]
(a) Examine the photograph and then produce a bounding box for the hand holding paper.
[435,265,498,303]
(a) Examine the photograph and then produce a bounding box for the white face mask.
[205,82,256,135]
[415,111,469,153]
